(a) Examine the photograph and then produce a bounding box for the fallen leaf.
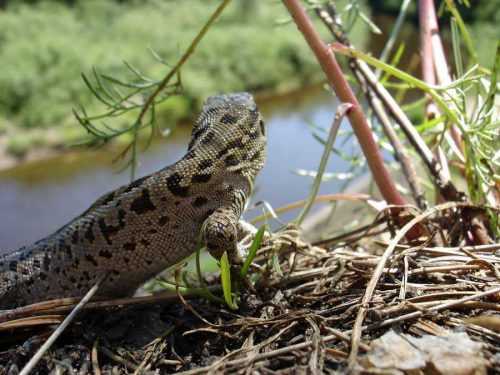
[465,315,500,333]
[362,330,486,375]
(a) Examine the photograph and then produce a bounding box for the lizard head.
[188,92,267,182]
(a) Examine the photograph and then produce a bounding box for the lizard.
[0,92,266,309]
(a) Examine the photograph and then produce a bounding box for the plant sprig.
[332,42,499,217]
[74,0,232,180]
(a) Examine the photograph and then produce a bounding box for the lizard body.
[0,93,266,309]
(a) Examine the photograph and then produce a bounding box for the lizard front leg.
[202,207,242,264]
[201,185,251,264]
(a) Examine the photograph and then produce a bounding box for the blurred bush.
[0,0,321,134]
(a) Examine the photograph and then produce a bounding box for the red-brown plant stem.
[419,0,452,201]
[282,0,406,208]
[419,0,463,153]
[419,0,439,120]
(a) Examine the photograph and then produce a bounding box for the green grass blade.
[443,0,478,63]
[415,115,447,132]
[272,253,283,276]
[240,225,266,278]
[358,11,382,35]
[193,238,224,304]
[296,103,351,225]
[451,19,464,79]
[378,0,411,66]
[381,43,405,85]
[220,251,238,310]
[482,43,499,121]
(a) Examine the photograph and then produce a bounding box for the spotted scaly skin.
[0,93,266,309]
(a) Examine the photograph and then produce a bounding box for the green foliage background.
[0,0,496,156]
[0,0,323,153]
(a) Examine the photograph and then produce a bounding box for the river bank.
[0,83,326,172]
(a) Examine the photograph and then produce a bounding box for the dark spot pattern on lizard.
[201,131,216,145]
[166,172,190,197]
[158,216,170,226]
[99,250,113,259]
[71,231,79,244]
[85,222,96,243]
[123,175,149,194]
[123,242,136,251]
[220,113,237,124]
[85,254,98,267]
[191,173,212,184]
[193,197,209,207]
[199,159,213,170]
[224,154,240,167]
[130,189,156,215]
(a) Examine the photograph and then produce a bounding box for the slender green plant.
[377,0,411,72]
[240,225,267,279]
[220,251,238,310]
[74,0,232,180]
[194,244,225,305]
[332,38,499,237]
[296,103,353,226]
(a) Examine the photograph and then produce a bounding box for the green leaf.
[220,251,238,310]
[240,225,266,278]
[415,115,447,132]
[381,43,405,85]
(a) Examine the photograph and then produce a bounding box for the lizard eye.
[259,119,265,136]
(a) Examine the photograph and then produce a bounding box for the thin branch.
[175,331,354,375]
[250,193,370,224]
[368,286,500,331]
[419,0,464,153]
[19,274,108,375]
[0,285,221,326]
[296,103,353,225]
[77,0,232,180]
[377,0,412,71]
